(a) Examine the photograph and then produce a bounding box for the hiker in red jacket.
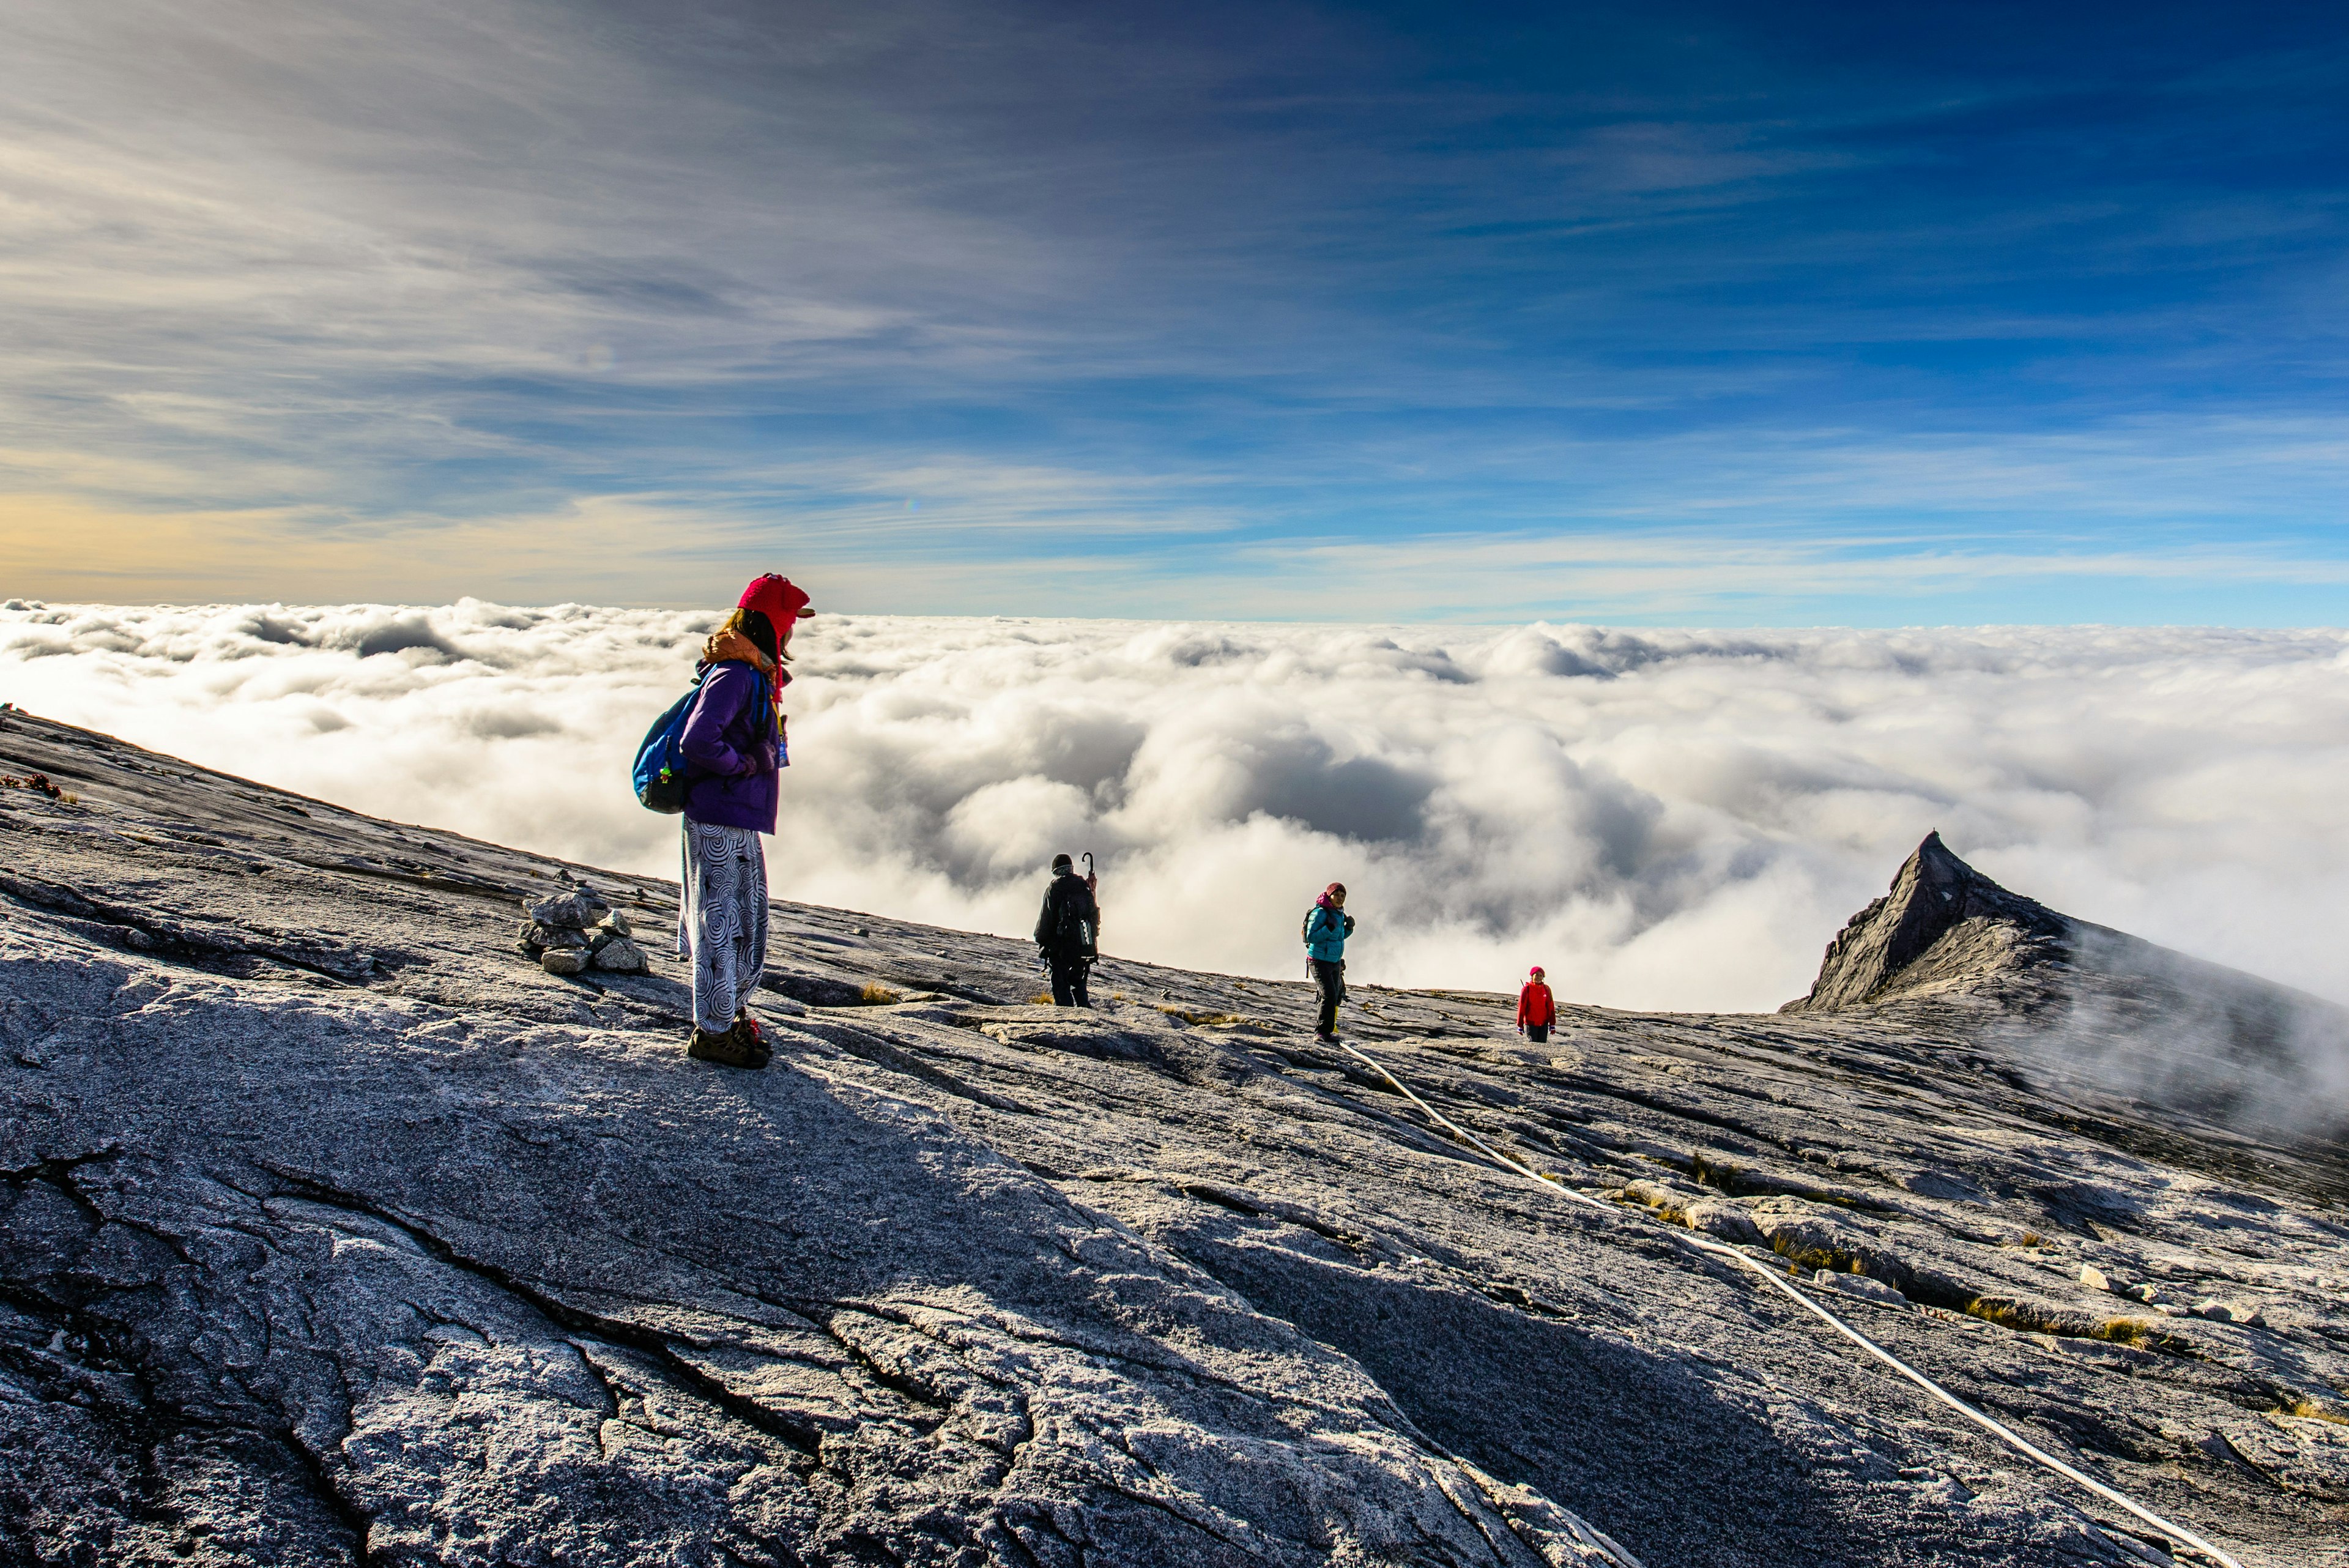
[1516,965,1557,1044]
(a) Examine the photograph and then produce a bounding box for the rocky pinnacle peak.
[1785,831,2071,1013]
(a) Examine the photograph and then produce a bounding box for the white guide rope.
[1335,1040,2248,1568]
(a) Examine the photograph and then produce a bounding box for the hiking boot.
[688,1020,767,1069]
[733,1011,774,1066]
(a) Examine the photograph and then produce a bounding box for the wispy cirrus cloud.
[1,1,2345,619]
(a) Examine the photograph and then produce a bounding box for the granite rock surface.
[1,709,2344,1567]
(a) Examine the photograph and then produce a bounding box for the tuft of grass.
[859,982,902,1006]
[1028,990,1056,1006]
[2019,1231,2043,1247]
[1691,1153,1742,1192]
[1769,1236,1848,1276]
[2285,1397,2347,1425]
[2091,1316,2160,1347]
[1159,1006,1247,1027]
[1965,1296,2172,1351]
[1967,1296,2061,1335]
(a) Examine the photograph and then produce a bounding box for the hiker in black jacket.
[1033,853,1099,1007]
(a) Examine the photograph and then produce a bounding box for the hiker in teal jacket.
[1303,882,1354,1041]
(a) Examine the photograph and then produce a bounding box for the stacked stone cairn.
[518,881,648,975]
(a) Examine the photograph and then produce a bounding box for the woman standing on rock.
[677,574,809,1069]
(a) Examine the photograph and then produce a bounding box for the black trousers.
[1524,1023,1549,1044]
[1310,958,1345,1035]
[1048,953,1091,1007]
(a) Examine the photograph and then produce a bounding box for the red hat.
[738,574,811,639]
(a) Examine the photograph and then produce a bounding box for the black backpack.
[1056,882,1097,958]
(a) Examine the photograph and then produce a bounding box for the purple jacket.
[680,661,779,833]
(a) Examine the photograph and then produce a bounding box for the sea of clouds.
[5,600,2348,1018]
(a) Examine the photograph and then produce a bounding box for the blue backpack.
[633,666,776,814]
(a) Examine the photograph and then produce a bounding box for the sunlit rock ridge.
[1788,831,2349,1143]
[1,707,2343,1567]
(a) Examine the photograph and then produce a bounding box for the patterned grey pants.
[678,820,768,1033]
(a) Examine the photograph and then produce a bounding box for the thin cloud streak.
[7,478,2347,624]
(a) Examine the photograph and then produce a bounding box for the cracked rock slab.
[2,710,2343,1568]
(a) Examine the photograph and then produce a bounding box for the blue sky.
[1,0,2344,622]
